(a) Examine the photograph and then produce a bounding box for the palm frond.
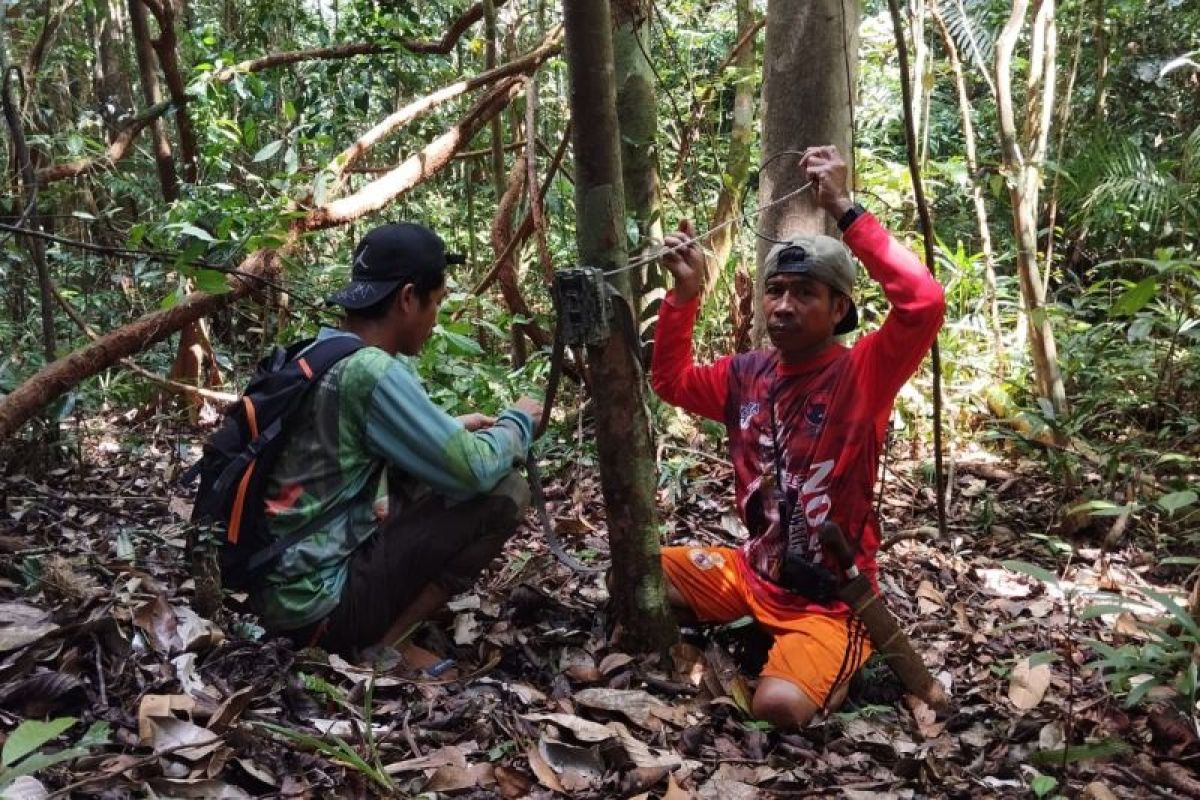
[939,0,999,74]
[1075,138,1196,237]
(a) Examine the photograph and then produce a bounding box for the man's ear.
[832,292,851,325]
[396,283,416,313]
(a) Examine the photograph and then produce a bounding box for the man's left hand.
[799,145,854,220]
[458,413,496,432]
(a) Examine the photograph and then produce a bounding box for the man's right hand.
[514,396,544,429]
[661,219,705,304]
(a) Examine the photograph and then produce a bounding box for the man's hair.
[344,270,445,320]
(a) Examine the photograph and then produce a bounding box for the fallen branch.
[307,77,522,229]
[35,101,173,184]
[0,83,518,438]
[213,42,397,82]
[51,280,236,405]
[326,29,561,187]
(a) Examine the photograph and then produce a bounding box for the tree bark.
[483,0,506,202]
[705,0,758,298]
[0,85,520,439]
[141,0,199,183]
[754,0,859,344]
[402,0,511,55]
[2,67,56,365]
[491,155,551,349]
[88,0,134,131]
[128,0,177,201]
[563,0,675,652]
[612,0,664,310]
[995,0,1068,415]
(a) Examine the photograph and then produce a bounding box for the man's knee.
[752,677,820,730]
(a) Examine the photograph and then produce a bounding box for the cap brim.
[326,279,403,310]
[834,301,858,335]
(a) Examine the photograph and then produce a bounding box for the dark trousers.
[294,471,530,655]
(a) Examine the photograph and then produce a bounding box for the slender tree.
[612,0,664,309]
[562,0,676,651]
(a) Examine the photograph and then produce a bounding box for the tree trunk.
[1,66,56,366]
[612,0,664,312]
[705,0,758,299]
[143,0,199,183]
[754,0,859,344]
[128,0,177,201]
[88,0,134,132]
[995,0,1068,416]
[930,2,1003,372]
[562,0,675,652]
[484,0,505,200]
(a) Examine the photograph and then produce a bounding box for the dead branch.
[213,42,396,82]
[306,77,522,229]
[35,101,173,184]
[402,0,510,55]
[326,29,561,186]
[0,83,521,439]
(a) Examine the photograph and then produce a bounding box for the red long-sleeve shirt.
[651,213,945,614]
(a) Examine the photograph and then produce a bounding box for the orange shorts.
[662,546,872,707]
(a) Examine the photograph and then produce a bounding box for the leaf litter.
[0,425,1192,798]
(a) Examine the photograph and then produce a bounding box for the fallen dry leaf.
[573,687,685,729]
[138,694,197,742]
[1008,657,1051,710]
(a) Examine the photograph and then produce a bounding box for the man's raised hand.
[799,145,854,220]
[661,219,705,303]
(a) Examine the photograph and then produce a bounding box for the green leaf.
[1030,737,1129,766]
[253,139,284,162]
[1001,559,1059,586]
[1031,773,1057,798]
[2,717,75,767]
[1141,588,1200,640]
[1157,490,1197,515]
[193,269,230,295]
[1112,277,1157,316]
[1078,603,1129,620]
[438,328,482,356]
[179,224,216,242]
[1028,651,1060,668]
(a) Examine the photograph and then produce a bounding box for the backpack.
[189,334,365,589]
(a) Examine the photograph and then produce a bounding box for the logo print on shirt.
[739,401,760,430]
[803,391,830,430]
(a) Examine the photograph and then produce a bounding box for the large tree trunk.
[128,0,177,201]
[705,0,758,298]
[612,0,664,313]
[562,0,675,652]
[995,0,1068,415]
[754,0,859,344]
[87,0,135,132]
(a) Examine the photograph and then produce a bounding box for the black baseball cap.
[327,222,466,309]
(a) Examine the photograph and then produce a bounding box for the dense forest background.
[0,0,1197,797]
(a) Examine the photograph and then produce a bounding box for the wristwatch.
[836,202,867,232]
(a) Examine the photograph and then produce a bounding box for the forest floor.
[0,412,1198,799]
